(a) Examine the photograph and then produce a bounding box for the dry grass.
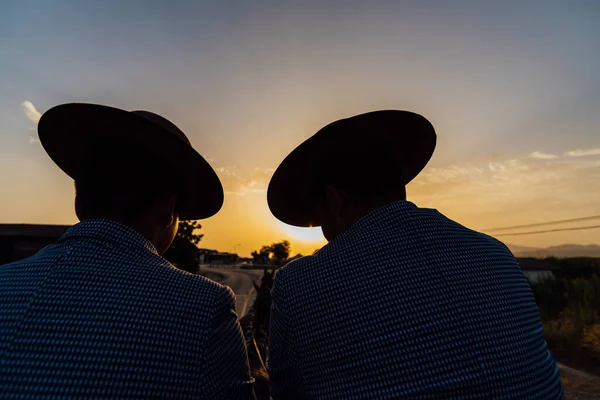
[531,271,600,375]
[582,324,600,359]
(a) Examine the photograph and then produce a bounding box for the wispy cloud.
[232,180,268,196]
[530,151,558,160]
[215,149,600,202]
[410,149,600,231]
[21,101,42,144]
[565,148,600,157]
[21,101,41,124]
[215,165,274,196]
[526,148,600,160]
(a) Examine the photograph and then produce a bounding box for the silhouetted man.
[0,104,253,399]
[266,111,563,399]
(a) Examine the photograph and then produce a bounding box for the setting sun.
[279,223,326,244]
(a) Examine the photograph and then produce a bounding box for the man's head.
[313,151,406,241]
[39,103,224,237]
[266,110,436,232]
[74,140,182,253]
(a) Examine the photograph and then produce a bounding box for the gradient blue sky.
[1,1,599,255]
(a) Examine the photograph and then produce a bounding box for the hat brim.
[267,110,436,227]
[38,103,223,220]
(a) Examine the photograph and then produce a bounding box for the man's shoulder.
[274,249,332,290]
[141,253,234,302]
[0,242,64,272]
[1,242,233,307]
[416,207,514,253]
[277,252,317,276]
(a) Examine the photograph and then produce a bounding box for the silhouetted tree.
[163,221,204,273]
[250,240,291,266]
[251,245,272,264]
[271,240,290,266]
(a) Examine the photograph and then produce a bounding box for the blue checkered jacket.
[268,201,563,399]
[0,219,254,399]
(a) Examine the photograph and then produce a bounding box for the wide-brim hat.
[38,103,223,220]
[267,110,436,227]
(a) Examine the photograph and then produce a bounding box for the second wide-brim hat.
[267,110,436,227]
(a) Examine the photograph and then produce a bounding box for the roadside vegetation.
[530,258,600,374]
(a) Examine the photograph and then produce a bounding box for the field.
[530,259,600,372]
[529,258,600,397]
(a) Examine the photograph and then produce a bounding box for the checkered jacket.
[0,219,253,399]
[268,201,563,399]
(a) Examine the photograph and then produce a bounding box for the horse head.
[260,268,275,290]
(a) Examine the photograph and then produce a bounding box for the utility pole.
[233,244,242,267]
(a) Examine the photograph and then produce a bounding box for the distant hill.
[507,244,600,258]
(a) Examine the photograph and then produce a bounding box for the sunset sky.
[1,1,599,256]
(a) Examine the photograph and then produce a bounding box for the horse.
[240,267,275,362]
[239,268,275,399]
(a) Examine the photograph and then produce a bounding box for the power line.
[484,215,600,233]
[493,224,600,237]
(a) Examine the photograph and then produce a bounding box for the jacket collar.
[349,200,417,233]
[58,219,158,255]
[325,200,420,249]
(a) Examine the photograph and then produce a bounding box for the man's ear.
[74,195,84,221]
[156,193,179,226]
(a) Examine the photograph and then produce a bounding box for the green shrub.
[530,265,600,368]
[582,324,600,359]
